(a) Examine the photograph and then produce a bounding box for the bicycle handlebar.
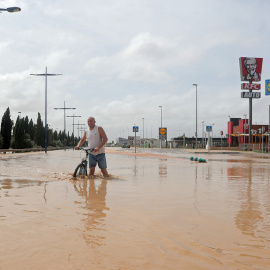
[77,147,94,153]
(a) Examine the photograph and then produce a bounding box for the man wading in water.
[75,117,109,177]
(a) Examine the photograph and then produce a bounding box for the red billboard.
[239,57,263,82]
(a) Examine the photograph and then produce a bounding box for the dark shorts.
[88,153,107,169]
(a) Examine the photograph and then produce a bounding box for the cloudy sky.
[1,0,270,142]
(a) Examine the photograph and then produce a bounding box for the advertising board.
[239,57,263,82]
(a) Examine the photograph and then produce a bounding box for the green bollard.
[190,157,194,161]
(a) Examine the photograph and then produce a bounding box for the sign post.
[133,126,139,153]
[206,126,212,152]
[159,127,167,148]
[239,57,263,144]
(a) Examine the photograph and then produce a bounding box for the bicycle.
[73,148,94,178]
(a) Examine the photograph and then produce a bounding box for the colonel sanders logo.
[239,57,263,82]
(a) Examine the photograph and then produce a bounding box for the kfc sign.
[239,57,263,82]
[241,83,261,90]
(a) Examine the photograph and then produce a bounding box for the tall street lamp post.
[67,114,81,149]
[159,106,162,148]
[211,123,214,147]
[31,67,62,153]
[54,101,76,150]
[202,121,204,148]
[142,118,144,148]
[193,84,198,149]
[228,115,231,147]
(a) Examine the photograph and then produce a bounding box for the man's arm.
[95,126,108,152]
[74,131,87,150]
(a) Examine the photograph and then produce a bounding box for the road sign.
[266,80,270,96]
[159,128,167,135]
[220,131,223,135]
[133,126,139,132]
[159,127,167,140]
[206,126,212,132]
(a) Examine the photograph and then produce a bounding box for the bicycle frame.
[74,148,94,177]
[80,151,88,175]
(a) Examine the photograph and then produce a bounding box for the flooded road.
[0,148,270,269]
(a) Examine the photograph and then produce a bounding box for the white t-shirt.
[86,125,105,155]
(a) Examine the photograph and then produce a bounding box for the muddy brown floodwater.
[0,148,270,270]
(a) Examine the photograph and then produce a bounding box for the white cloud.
[85,30,241,84]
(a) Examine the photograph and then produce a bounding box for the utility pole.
[202,121,204,148]
[54,101,76,150]
[30,67,62,153]
[73,121,85,139]
[67,114,81,149]
[193,84,198,149]
[142,118,144,148]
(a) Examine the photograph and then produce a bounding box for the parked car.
[122,144,130,148]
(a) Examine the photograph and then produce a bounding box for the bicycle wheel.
[73,163,87,178]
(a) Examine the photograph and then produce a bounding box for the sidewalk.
[125,146,270,157]
[188,148,241,154]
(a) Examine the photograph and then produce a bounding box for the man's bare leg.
[101,168,109,177]
[89,167,95,176]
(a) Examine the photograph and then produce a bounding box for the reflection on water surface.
[73,179,109,247]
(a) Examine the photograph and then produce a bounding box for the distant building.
[115,136,161,148]
[228,117,269,148]
[127,135,141,146]
[115,137,129,145]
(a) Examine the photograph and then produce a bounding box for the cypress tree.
[35,113,44,147]
[24,116,29,135]
[58,130,62,141]
[0,107,13,149]
[28,119,35,140]
[13,116,24,149]
[53,130,58,141]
